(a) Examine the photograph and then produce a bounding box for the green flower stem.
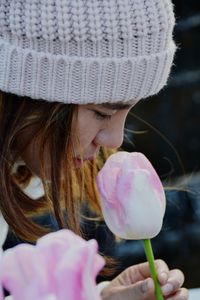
[143,239,164,300]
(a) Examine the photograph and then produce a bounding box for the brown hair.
[0,91,106,242]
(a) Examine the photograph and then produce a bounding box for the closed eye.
[92,110,112,121]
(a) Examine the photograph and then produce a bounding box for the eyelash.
[93,110,112,121]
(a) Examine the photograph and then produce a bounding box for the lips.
[84,156,95,161]
[75,156,94,162]
[75,151,99,161]
[73,158,82,167]
[73,148,100,166]
[73,156,95,167]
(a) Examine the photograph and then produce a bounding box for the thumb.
[126,278,155,300]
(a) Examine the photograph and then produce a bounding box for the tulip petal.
[55,240,103,300]
[97,152,166,240]
[0,244,49,299]
[0,230,104,300]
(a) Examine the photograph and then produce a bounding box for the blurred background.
[124,0,200,179]
[97,0,200,289]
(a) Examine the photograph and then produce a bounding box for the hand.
[100,259,188,300]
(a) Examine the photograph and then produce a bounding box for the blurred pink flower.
[0,230,104,300]
[96,152,166,239]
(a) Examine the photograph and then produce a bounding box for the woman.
[0,0,188,299]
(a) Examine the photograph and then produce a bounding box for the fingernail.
[161,283,173,295]
[159,271,168,282]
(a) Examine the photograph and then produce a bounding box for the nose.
[95,120,125,149]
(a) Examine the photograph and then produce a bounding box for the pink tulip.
[96,152,166,240]
[0,229,104,300]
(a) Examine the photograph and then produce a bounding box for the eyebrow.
[99,102,133,110]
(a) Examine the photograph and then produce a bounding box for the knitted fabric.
[0,0,176,104]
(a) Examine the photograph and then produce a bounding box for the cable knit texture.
[0,0,176,104]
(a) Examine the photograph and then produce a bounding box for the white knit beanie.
[0,0,176,104]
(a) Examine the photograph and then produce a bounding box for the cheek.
[78,127,94,148]
[74,111,100,149]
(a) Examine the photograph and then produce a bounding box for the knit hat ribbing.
[0,0,176,104]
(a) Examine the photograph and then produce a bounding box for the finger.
[100,279,155,300]
[157,271,169,285]
[122,278,155,300]
[155,259,170,285]
[161,269,185,297]
[138,259,169,280]
[166,287,189,300]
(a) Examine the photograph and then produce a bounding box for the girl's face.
[19,101,135,175]
[73,102,134,166]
